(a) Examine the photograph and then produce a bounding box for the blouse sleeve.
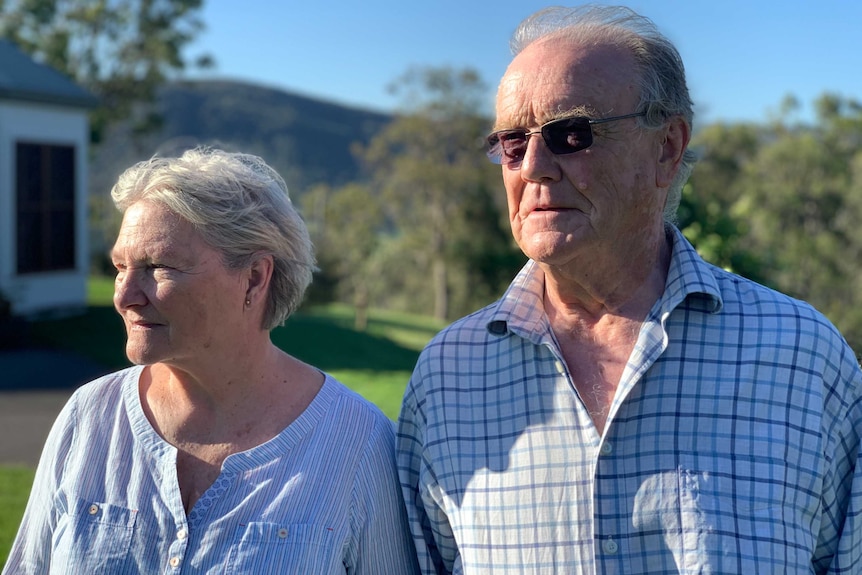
[347,416,421,575]
[2,389,80,575]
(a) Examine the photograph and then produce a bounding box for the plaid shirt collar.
[487,225,723,343]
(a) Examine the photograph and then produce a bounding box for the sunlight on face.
[111,201,248,368]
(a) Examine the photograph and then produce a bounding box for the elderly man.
[397,5,862,574]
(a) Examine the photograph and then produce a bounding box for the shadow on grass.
[273,314,421,372]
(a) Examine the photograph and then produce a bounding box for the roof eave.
[0,88,100,109]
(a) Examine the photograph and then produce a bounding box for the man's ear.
[656,116,691,189]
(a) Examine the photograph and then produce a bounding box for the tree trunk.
[433,257,448,321]
[353,283,369,332]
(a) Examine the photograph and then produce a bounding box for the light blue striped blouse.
[5,367,420,574]
[397,226,862,574]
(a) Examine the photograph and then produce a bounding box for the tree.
[679,94,862,354]
[743,96,860,308]
[679,122,767,284]
[704,93,862,353]
[0,0,211,143]
[357,66,519,321]
[302,183,384,331]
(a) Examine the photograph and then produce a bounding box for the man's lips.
[524,206,571,215]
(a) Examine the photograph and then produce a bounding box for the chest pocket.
[225,522,341,575]
[632,451,818,572]
[52,498,137,574]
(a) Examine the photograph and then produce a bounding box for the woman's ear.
[244,253,274,307]
[656,116,691,189]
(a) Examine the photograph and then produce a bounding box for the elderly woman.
[4,148,419,574]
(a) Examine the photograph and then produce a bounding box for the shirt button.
[602,538,619,554]
[88,504,99,515]
[554,360,566,375]
[176,528,188,540]
[600,442,614,456]
[169,557,180,568]
[278,527,288,539]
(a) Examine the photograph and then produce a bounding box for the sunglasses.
[486,111,646,165]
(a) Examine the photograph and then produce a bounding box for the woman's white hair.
[111,147,316,329]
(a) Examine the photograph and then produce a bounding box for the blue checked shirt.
[397,226,862,574]
[5,367,420,574]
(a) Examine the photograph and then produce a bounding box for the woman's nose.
[113,269,147,309]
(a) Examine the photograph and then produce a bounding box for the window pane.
[48,146,75,202]
[48,208,75,269]
[16,142,77,273]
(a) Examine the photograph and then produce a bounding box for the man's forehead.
[495,39,637,126]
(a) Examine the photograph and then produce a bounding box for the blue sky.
[187,1,862,126]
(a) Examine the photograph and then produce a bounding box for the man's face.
[494,37,668,269]
[111,200,248,369]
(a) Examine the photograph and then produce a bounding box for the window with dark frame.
[16,142,76,274]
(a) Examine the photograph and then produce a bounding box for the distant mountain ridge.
[90,79,393,201]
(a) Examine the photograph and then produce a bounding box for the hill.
[89,79,393,202]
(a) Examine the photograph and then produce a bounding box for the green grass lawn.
[1,277,445,566]
[0,467,35,563]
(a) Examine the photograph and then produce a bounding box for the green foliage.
[357,66,521,320]
[681,93,862,355]
[302,183,385,330]
[0,0,210,143]
[681,122,769,284]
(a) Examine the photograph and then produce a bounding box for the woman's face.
[111,200,249,370]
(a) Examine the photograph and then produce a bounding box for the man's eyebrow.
[492,104,599,131]
[552,104,598,120]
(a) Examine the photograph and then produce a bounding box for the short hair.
[510,5,697,223]
[111,147,316,329]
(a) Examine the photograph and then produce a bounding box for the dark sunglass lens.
[493,131,528,164]
[486,134,503,163]
[543,117,592,154]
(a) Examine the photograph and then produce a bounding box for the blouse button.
[278,527,289,539]
[177,528,188,540]
[169,556,180,568]
[88,504,99,515]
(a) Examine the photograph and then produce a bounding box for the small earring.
[245,299,251,306]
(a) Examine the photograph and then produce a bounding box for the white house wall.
[0,100,90,316]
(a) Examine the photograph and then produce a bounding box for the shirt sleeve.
[2,390,79,575]
[811,339,862,575]
[347,415,421,575]
[397,371,460,575]
[822,392,862,574]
